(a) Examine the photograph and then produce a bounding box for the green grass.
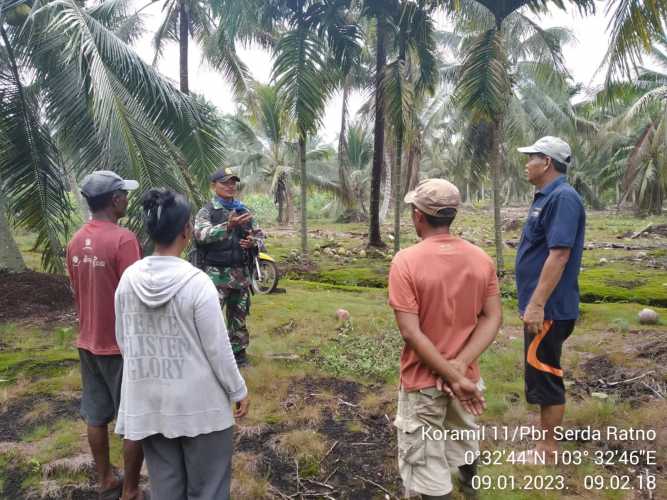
[317,320,403,381]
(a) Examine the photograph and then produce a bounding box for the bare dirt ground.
[0,271,74,322]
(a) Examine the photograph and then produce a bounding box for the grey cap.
[517,136,572,166]
[80,170,139,198]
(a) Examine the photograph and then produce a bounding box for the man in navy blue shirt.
[516,136,585,462]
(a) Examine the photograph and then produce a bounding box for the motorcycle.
[251,239,279,294]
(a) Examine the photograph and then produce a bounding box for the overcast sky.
[133,3,613,143]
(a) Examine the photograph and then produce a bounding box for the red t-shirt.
[66,220,142,355]
[388,234,499,390]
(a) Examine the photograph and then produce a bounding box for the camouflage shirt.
[193,198,260,290]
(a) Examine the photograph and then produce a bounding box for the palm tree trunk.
[490,119,504,274]
[179,0,189,94]
[286,182,294,224]
[393,126,403,253]
[0,196,26,273]
[380,140,392,224]
[404,132,421,197]
[299,135,308,254]
[338,77,353,209]
[369,15,387,247]
[277,196,285,224]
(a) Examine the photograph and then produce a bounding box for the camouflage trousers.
[219,287,251,353]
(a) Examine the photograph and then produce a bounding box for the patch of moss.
[317,266,388,288]
[0,350,79,383]
[579,264,667,306]
[281,278,383,295]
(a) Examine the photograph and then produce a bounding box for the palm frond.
[0,26,72,272]
[454,27,511,121]
[601,0,667,83]
[272,27,334,137]
[201,23,250,97]
[383,59,414,133]
[152,0,178,65]
[37,0,225,200]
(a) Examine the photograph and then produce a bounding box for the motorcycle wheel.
[252,259,279,294]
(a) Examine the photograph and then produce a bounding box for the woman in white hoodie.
[115,188,249,500]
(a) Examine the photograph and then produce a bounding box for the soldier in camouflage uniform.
[193,167,261,366]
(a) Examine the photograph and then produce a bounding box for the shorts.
[524,320,575,406]
[78,349,123,426]
[394,381,483,497]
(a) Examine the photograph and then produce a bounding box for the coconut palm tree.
[339,122,373,216]
[586,40,667,214]
[0,0,225,271]
[225,84,296,224]
[449,0,595,273]
[265,0,361,254]
[336,15,373,219]
[224,84,337,224]
[384,0,439,252]
[361,0,396,248]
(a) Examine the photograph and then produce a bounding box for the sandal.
[99,475,124,500]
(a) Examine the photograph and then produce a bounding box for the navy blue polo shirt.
[515,176,586,320]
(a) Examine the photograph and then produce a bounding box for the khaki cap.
[404,178,460,216]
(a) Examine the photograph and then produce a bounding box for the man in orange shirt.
[389,179,502,500]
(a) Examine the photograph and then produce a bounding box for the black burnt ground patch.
[235,377,401,499]
[316,407,399,499]
[0,395,80,441]
[571,354,662,406]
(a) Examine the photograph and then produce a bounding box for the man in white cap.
[66,171,147,499]
[388,178,502,500]
[516,137,586,463]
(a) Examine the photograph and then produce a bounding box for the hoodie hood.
[125,256,201,308]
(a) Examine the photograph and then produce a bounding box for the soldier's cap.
[404,178,460,216]
[517,136,572,167]
[80,170,139,198]
[210,167,240,183]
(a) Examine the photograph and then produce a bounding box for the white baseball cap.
[517,136,572,167]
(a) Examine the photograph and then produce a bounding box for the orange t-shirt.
[388,233,499,391]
